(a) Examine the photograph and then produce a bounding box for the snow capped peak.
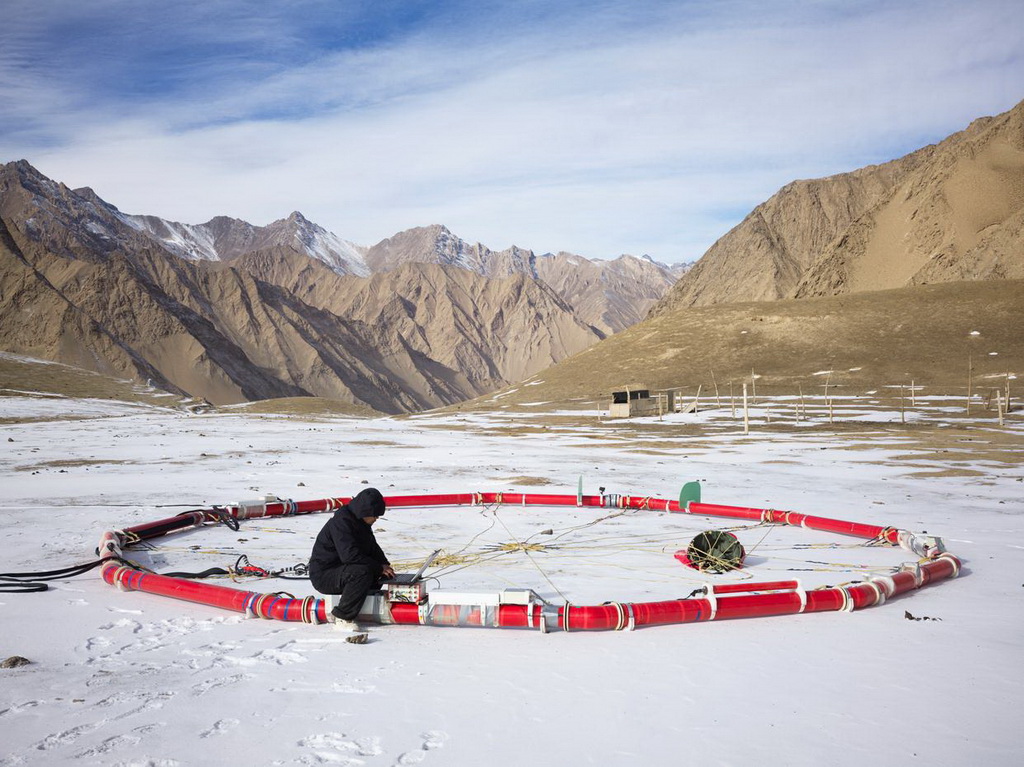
[298,225,369,277]
[426,225,480,271]
[257,211,369,275]
[119,214,221,261]
[114,206,369,275]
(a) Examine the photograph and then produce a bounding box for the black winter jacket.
[308,489,390,582]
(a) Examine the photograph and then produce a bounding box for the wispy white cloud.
[2,0,1022,260]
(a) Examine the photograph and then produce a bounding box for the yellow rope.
[495,542,548,554]
[487,504,570,601]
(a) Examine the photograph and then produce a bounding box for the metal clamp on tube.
[539,604,561,633]
[898,530,947,559]
[235,500,267,520]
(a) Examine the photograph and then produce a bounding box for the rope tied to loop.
[866,526,898,547]
[602,601,635,631]
[300,595,322,624]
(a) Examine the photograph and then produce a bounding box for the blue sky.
[2,0,1023,262]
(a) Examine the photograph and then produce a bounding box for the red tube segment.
[711,580,800,594]
[102,562,329,624]
[380,557,962,631]
[686,502,889,541]
[214,492,678,525]
[683,502,765,522]
[122,511,207,541]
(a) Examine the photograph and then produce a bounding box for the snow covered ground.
[1,397,1022,766]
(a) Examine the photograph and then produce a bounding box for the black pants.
[312,563,381,621]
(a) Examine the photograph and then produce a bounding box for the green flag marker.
[679,481,701,509]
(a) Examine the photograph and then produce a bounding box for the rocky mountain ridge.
[363,224,683,334]
[120,208,371,276]
[91,201,682,332]
[0,161,604,411]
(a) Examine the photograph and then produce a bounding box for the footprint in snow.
[422,731,448,750]
[98,618,143,633]
[394,731,449,765]
[73,724,160,758]
[199,718,240,738]
[85,636,112,651]
[94,689,175,721]
[297,731,379,764]
[33,722,100,751]
[0,700,41,719]
[223,646,308,667]
[190,672,253,697]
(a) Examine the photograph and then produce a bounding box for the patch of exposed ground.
[0,353,184,408]
[15,459,132,472]
[496,476,554,486]
[904,469,988,478]
[232,397,380,417]
[3,414,96,425]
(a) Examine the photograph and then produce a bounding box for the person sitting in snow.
[308,487,395,630]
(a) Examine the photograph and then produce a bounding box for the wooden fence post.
[966,354,973,413]
[743,383,749,435]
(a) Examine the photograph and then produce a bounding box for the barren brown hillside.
[653,99,1024,314]
[361,224,679,334]
[461,280,1024,410]
[534,253,677,334]
[795,102,1024,297]
[228,249,603,392]
[0,352,184,410]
